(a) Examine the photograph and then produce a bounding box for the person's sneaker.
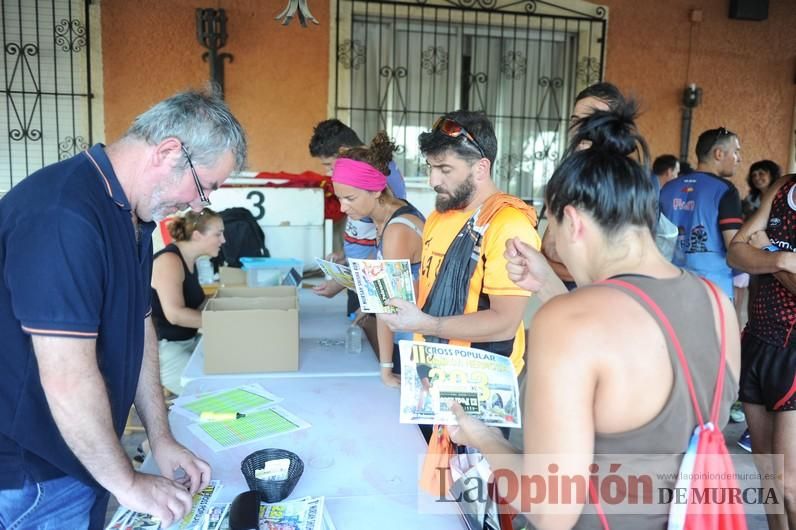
[737,429,752,453]
[730,401,746,423]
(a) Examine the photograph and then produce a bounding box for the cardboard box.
[203,294,299,374]
[216,286,297,299]
[219,266,247,286]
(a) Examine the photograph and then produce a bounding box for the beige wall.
[599,0,796,191]
[101,0,329,173]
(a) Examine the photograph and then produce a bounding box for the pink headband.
[332,158,387,192]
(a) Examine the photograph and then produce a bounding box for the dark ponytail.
[338,131,396,176]
[546,101,657,235]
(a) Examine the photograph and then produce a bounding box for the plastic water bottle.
[196,256,214,285]
[345,313,362,355]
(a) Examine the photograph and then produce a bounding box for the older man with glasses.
[380,110,541,442]
[659,126,743,300]
[0,89,246,529]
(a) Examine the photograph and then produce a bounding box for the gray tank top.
[573,270,738,529]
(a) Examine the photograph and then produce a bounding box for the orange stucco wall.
[599,0,796,191]
[101,0,795,188]
[101,0,329,173]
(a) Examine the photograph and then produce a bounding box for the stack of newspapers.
[106,486,334,530]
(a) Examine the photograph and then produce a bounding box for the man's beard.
[435,174,475,213]
[148,167,192,221]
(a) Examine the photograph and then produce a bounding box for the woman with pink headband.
[332,131,425,388]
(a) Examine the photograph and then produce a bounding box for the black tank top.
[151,244,205,341]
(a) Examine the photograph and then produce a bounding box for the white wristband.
[380,362,394,369]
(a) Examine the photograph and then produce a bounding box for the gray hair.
[125,88,247,171]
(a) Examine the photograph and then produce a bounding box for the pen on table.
[199,411,246,422]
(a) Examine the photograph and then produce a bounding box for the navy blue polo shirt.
[0,144,154,487]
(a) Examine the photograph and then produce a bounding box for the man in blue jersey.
[660,127,743,299]
[308,119,406,315]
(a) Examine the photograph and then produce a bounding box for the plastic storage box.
[240,257,304,288]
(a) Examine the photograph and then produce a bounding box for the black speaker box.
[729,0,769,21]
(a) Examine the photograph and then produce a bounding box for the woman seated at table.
[449,104,740,528]
[331,131,425,388]
[151,208,225,395]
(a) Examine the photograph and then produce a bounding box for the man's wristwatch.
[763,244,780,252]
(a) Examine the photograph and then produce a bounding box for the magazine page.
[202,503,230,530]
[399,340,521,428]
[258,496,325,530]
[347,258,415,313]
[105,480,222,530]
[315,258,355,290]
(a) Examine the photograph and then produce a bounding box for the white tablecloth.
[143,376,464,529]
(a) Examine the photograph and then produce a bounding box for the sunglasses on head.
[713,126,734,142]
[432,117,486,159]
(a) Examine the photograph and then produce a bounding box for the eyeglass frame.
[180,143,211,207]
[432,117,487,160]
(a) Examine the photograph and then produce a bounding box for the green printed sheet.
[172,384,281,419]
[188,406,311,451]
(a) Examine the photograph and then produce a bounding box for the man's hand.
[380,369,401,388]
[114,472,194,528]
[312,280,345,298]
[749,230,772,249]
[151,437,211,496]
[379,298,437,335]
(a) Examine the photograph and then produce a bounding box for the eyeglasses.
[432,117,486,159]
[180,144,211,207]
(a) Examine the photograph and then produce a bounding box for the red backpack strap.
[589,476,611,530]
[599,278,707,427]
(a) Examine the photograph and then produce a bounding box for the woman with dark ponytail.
[448,104,741,528]
[330,131,425,388]
[151,208,224,395]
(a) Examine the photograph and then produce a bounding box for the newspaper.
[348,258,415,313]
[203,497,334,530]
[105,480,222,530]
[399,340,521,428]
[202,504,229,530]
[314,258,355,290]
[259,496,325,530]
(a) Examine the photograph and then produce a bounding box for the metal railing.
[1,0,93,191]
[333,0,606,201]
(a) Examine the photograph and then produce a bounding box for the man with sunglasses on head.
[659,127,743,300]
[380,110,540,393]
[0,89,247,529]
